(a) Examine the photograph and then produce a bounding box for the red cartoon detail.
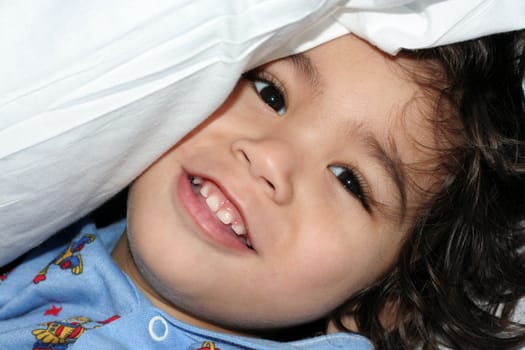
[0,255,23,284]
[98,315,121,324]
[44,305,63,317]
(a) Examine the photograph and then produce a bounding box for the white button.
[148,315,169,341]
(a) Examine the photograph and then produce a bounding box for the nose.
[232,138,295,204]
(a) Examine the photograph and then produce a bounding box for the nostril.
[232,139,294,204]
[240,150,250,164]
[264,178,275,190]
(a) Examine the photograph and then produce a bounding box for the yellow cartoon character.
[197,341,220,350]
[32,317,90,349]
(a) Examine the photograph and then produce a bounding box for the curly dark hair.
[330,30,525,349]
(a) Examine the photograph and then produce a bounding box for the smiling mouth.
[189,175,253,249]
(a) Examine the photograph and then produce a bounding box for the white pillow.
[1,0,524,266]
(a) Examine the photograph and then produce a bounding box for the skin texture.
[112,34,442,335]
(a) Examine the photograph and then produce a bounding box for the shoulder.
[287,333,374,350]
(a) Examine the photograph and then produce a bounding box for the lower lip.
[177,172,251,252]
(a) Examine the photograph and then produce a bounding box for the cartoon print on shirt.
[33,234,96,284]
[32,316,90,349]
[189,340,221,350]
[31,315,120,350]
[44,305,63,317]
[0,254,24,285]
[0,271,7,284]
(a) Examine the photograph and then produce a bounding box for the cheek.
[295,223,401,295]
[127,179,171,247]
[268,231,395,317]
[127,174,184,271]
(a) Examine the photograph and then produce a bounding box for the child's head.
[114,31,525,346]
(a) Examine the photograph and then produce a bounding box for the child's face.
[123,35,441,333]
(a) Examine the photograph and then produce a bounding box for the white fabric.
[1,0,525,266]
[293,0,525,54]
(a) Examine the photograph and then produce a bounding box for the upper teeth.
[190,176,203,185]
[232,224,245,235]
[205,193,220,212]
[190,176,249,241]
[216,209,232,225]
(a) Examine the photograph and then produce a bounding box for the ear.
[326,314,358,334]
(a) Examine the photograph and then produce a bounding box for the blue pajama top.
[0,219,374,349]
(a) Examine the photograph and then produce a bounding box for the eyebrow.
[286,53,322,92]
[364,133,408,220]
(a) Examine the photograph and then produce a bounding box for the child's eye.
[253,80,286,116]
[329,165,371,211]
[243,71,287,116]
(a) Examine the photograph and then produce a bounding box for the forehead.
[305,35,425,128]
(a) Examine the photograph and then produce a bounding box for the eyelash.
[243,69,287,116]
[329,165,372,212]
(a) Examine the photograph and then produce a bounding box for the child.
[1,31,524,349]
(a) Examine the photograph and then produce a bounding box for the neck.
[111,232,254,336]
